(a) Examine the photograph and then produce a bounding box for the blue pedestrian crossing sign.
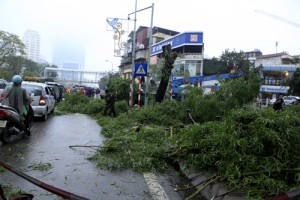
[134,64,148,77]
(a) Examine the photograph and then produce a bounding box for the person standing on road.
[3,75,33,135]
[273,95,284,111]
[103,89,117,117]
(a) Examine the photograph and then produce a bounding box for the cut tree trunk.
[155,44,177,103]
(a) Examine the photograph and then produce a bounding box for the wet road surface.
[0,114,193,200]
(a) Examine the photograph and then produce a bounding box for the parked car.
[0,79,8,104]
[3,81,56,121]
[268,98,277,105]
[283,96,300,105]
[46,82,63,103]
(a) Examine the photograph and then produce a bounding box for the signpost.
[134,63,147,77]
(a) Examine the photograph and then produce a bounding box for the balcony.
[135,50,147,60]
[121,57,132,65]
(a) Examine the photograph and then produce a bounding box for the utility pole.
[129,0,138,107]
[128,2,154,107]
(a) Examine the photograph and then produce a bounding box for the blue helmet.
[12,75,23,85]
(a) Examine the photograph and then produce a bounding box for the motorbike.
[0,104,33,144]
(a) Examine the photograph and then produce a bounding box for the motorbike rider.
[3,75,33,135]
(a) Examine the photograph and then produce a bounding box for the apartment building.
[22,30,40,62]
[119,26,179,78]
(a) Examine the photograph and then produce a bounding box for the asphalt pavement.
[0,113,198,200]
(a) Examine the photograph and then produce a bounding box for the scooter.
[0,104,32,144]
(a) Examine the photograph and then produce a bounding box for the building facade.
[256,52,297,100]
[119,26,179,78]
[22,30,40,62]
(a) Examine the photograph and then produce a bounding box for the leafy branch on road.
[28,161,53,172]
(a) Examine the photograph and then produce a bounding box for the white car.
[4,81,56,121]
[283,96,300,106]
[0,79,8,104]
[268,98,277,105]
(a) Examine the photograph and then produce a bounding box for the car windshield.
[22,85,43,96]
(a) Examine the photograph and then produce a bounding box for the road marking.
[143,172,169,200]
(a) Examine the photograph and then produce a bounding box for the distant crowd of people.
[66,86,104,99]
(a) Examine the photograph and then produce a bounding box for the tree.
[289,68,300,96]
[0,30,25,67]
[203,57,228,76]
[219,49,251,80]
[216,70,260,110]
[5,56,26,75]
[22,59,43,77]
[155,44,177,103]
[106,73,131,101]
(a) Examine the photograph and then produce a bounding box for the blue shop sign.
[150,32,203,56]
[260,85,289,93]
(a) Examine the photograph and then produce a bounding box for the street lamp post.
[105,60,114,72]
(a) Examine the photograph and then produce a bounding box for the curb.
[179,163,246,200]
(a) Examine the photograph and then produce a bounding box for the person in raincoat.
[3,75,33,135]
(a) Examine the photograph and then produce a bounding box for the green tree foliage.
[6,56,25,75]
[0,30,25,67]
[289,67,300,96]
[216,71,260,111]
[173,107,300,199]
[220,49,251,80]
[0,56,44,80]
[22,59,43,77]
[106,73,131,101]
[182,71,260,123]
[203,57,228,75]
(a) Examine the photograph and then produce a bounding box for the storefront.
[260,65,296,99]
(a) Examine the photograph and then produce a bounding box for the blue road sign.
[134,64,148,77]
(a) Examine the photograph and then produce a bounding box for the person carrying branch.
[103,89,117,117]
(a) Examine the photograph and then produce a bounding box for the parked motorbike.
[0,104,32,144]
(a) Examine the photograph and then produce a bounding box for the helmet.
[12,75,23,85]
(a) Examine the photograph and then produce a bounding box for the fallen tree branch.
[242,168,300,177]
[174,174,217,191]
[185,176,221,200]
[210,187,236,199]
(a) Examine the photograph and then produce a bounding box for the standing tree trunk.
[155,44,177,103]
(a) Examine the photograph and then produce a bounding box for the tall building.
[22,30,40,62]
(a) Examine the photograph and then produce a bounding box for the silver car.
[0,79,8,104]
[4,81,56,121]
[283,96,300,106]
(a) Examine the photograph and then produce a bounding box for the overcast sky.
[0,0,300,72]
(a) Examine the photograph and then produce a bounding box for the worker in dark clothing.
[103,89,117,117]
[273,95,284,111]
